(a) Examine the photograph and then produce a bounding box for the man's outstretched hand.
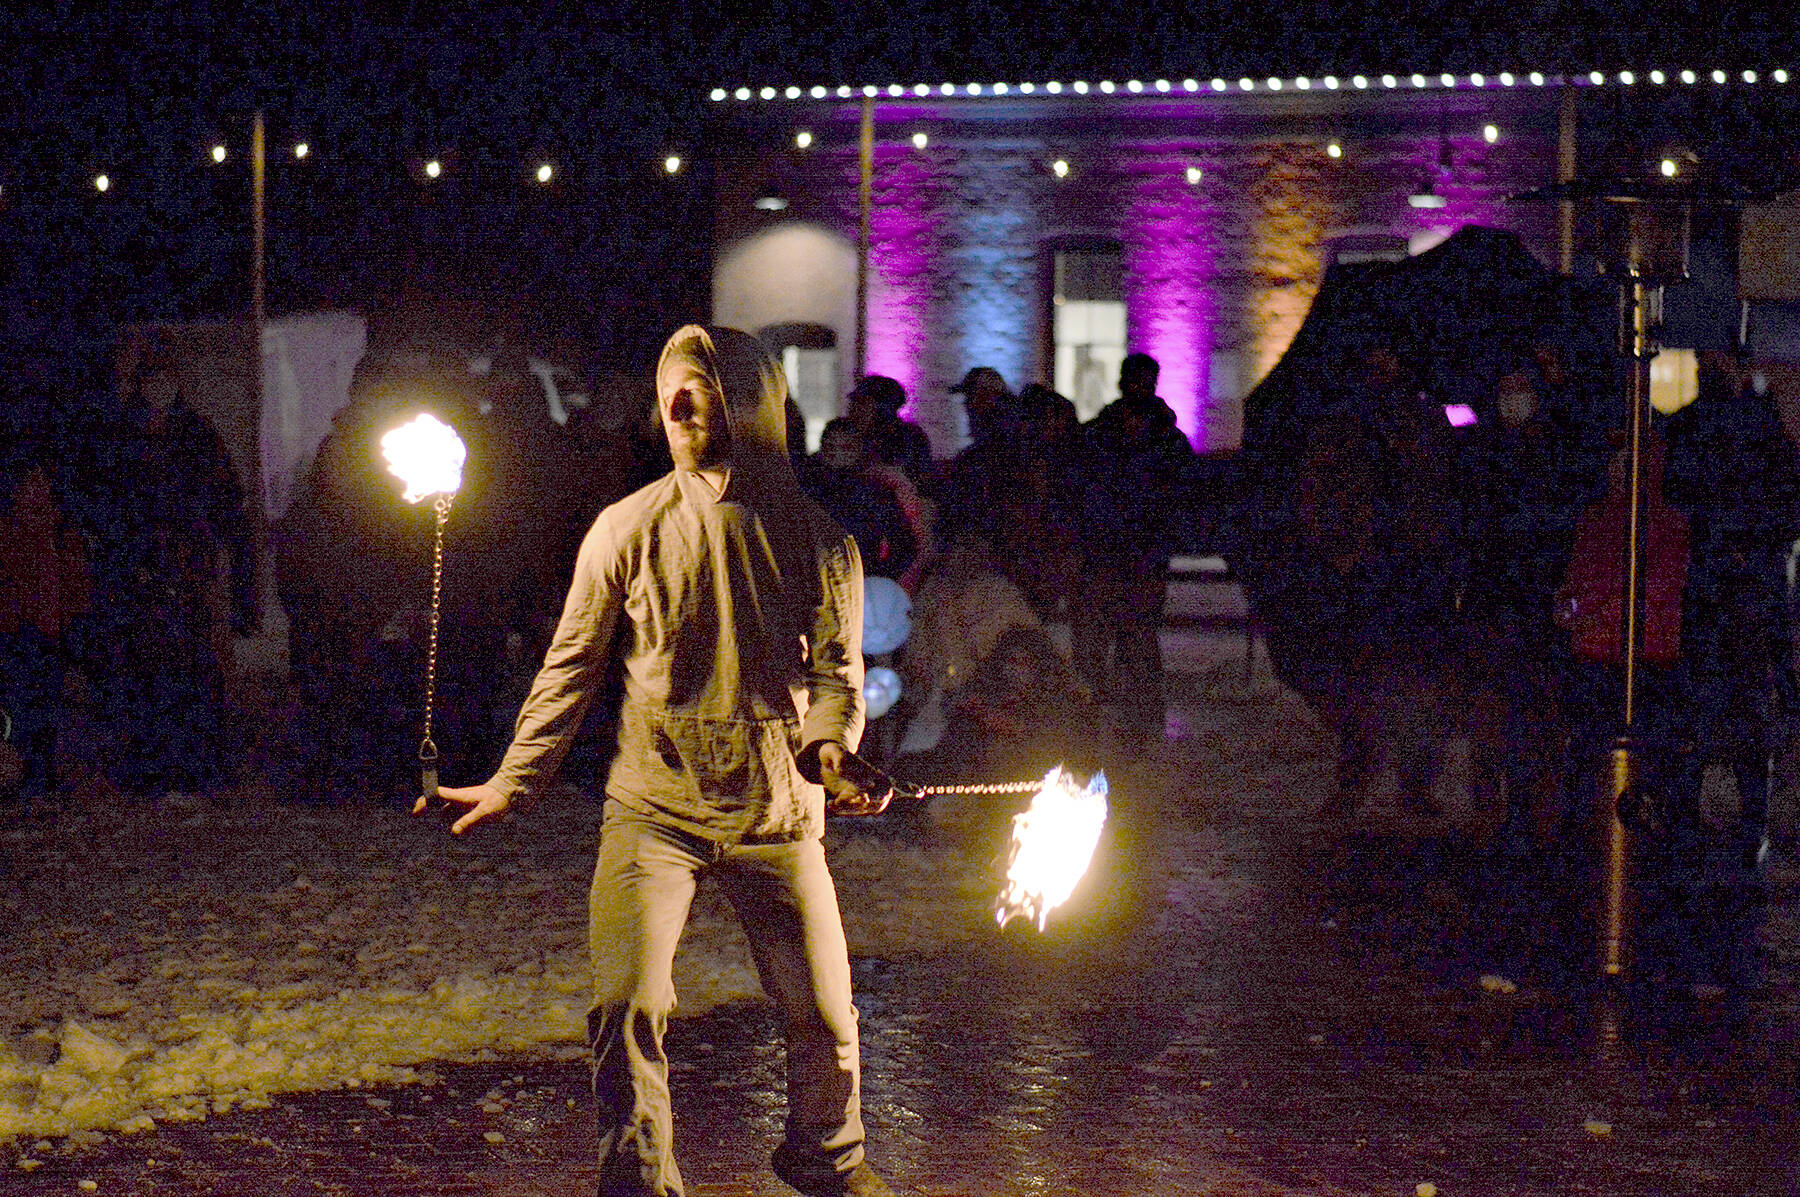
[815,743,893,817]
[414,782,512,835]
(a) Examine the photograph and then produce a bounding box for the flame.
[995,767,1109,931]
[380,414,467,503]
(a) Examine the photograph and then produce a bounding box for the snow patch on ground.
[0,781,1011,1143]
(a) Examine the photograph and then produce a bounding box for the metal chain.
[420,493,454,765]
[904,779,1044,798]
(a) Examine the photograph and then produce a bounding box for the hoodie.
[488,326,865,841]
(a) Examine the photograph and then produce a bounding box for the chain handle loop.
[420,493,453,766]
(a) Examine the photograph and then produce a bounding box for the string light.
[1155,79,1171,92]
[1100,80,1116,93]
[211,144,227,163]
[1382,74,1397,88]
[913,83,930,96]
[795,130,813,149]
[735,87,752,100]
[1661,157,1678,177]
[293,142,309,160]
[1681,69,1697,84]
[1354,75,1369,88]
[1327,141,1343,158]
[710,89,726,101]
[1470,73,1485,86]
[1296,76,1311,90]
[912,131,928,149]
[1500,72,1515,86]
[1440,72,1455,87]
[1183,78,1199,91]
[1211,79,1226,91]
[424,159,442,178]
[1239,77,1255,91]
[1619,71,1635,85]
[1185,165,1202,183]
[663,155,682,174]
[1589,70,1604,85]
[94,173,110,192]
[787,86,804,99]
[535,162,553,183]
[1020,82,1036,94]
[1411,73,1426,87]
[1267,77,1282,90]
[1052,158,1069,178]
[1324,75,1339,89]
[1483,124,1499,143]
[1126,80,1143,93]
[1073,81,1089,94]
[761,86,778,100]
[1046,82,1063,94]
[1778,70,1791,83]
[1650,70,1666,84]
[811,85,828,99]
[1744,69,1758,83]
[1711,69,1727,84]
[1530,72,1545,85]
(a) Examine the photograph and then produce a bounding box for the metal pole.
[1557,88,1578,275]
[1602,268,1654,978]
[855,96,873,381]
[252,109,266,325]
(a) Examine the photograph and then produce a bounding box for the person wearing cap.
[421,326,895,1197]
[845,374,934,486]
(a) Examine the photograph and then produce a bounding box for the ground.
[2,581,1797,1195]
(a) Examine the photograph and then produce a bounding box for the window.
[1053,246,1127,422]
[759,322,839,452]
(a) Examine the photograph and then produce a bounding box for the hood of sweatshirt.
[656,324,796,507]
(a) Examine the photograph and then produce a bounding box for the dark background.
[2,2,1797,356]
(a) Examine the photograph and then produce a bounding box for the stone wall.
[716,98,1561,455]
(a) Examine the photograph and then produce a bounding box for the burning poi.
[891,765,1110,931]
[379,413,466,799]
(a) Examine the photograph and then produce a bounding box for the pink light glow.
[1443,403,1479,427]
[1122,153,1217,449]
[863,148,941,432]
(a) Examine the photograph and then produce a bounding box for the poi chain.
[419,492,454,796]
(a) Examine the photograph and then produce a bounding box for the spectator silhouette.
[801,418,931,592]
[0,437,92,800]
[1664,353,1800,863]
[1072,353,1192,739]
[846,375,934,486]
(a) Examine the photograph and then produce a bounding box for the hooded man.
[424,325,896,1197]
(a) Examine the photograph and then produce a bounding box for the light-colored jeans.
[587,800,864,1197]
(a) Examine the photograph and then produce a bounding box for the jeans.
[587,801,864,1197]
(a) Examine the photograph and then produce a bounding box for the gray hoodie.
[488,326,866,841]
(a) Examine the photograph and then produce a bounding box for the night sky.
[1,2,1796,355]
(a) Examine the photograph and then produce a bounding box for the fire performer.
[420,325,896,1197]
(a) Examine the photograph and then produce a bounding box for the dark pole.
[855,96,873,381]
[1603,267,1655,978]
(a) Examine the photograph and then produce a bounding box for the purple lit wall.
[1119,149,1219,448]
[713,95,1559,457]
[864,148,940,429]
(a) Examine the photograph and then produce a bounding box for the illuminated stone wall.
[715,103,1559,455]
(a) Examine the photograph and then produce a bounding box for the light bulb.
[1660,157,1678,177]
[1052,159,1069,178]
[425,159,441,178]
[912,132,928,149]
[664,155,682,174]
[211,144,227,163]
[1483,124,1499,143]
[536,163,553,183]
[1185,165,1202,184]
[94,173,110,192]
[293,142,309,160]
[795,130,813,149]
[1327,141,1343,158]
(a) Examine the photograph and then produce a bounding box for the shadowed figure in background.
[844,374,934,488]
[1664,352,1800,865]
[423,326,897,1197]
[801,418,931,593]
[106,346,254,793]
[1072,353,1193,740]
